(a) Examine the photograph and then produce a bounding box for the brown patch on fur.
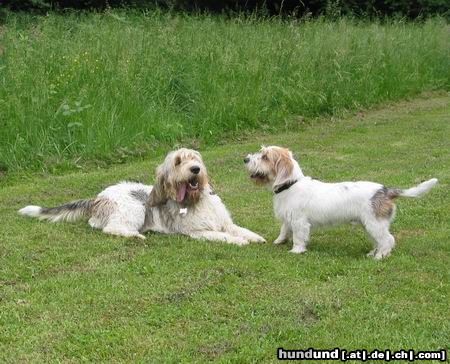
[90,198,117,224]
[147,167,170,206]
[177,172,208,206]
[251,173,270,185]
[371,187,400,219]
[266,147,294,186]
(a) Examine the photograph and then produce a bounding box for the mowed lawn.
[0,94,449,362]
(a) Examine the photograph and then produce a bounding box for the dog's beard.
[175,177,202,206]
[249,171,270,185]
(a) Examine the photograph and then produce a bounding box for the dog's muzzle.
[190,166,200,174]
[176,176,201,203]
[188,177,199,189]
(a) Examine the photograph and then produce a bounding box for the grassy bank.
[0,12,449,174]
[0,95,448,362]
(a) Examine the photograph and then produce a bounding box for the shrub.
[1,0,449,19]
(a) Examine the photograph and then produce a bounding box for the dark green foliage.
[0,13,448,173]
[1,0,449,18]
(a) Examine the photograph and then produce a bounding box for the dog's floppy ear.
[274,148,294,187]
[147,165,169,207]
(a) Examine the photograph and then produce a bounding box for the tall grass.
[0,12,449,173]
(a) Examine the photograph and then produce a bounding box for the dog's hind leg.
[364,220,395,260]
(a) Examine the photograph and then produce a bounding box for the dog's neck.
[274,180,298,194]
[272,160,304,194]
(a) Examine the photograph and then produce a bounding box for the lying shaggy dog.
[19,148,265,245]
[244,145,437,259]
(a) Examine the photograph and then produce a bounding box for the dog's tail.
[393,178,438,198]
[19,199,94,223]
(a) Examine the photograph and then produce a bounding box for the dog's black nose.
[190,166,200,174]
[244,157,250,164]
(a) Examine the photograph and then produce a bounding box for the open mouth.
[176,178,200,203]
[188,177,199,190]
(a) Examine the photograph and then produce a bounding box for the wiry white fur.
[400,178,438,197]
[245,146,438,259]
[142,148,265,245]
[19,149,265,245]
[19,206,42,217]
[90,182,152,239]
[142,184,264,245]
[20,204,89,222]
[20,182,151,239]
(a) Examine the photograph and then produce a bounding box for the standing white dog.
[244,146,437,259]
[19,148,265,245]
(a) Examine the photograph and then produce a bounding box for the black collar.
[274,180,298,194]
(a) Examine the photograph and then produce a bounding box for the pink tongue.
[176,183,187,203]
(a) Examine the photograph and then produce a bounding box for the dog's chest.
[155,194,230,233]
[181,198,228,231]
[273,192,298,221]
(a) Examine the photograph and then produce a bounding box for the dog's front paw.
[231,237,250,246]
[273,238,286,245]
[249,234,266,244]
[289,246,307,254]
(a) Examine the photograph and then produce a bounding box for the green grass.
[0,94,448,362]
[0,11,449,174]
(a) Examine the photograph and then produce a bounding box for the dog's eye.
[261,154,268,161]
[175,157,181,166]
